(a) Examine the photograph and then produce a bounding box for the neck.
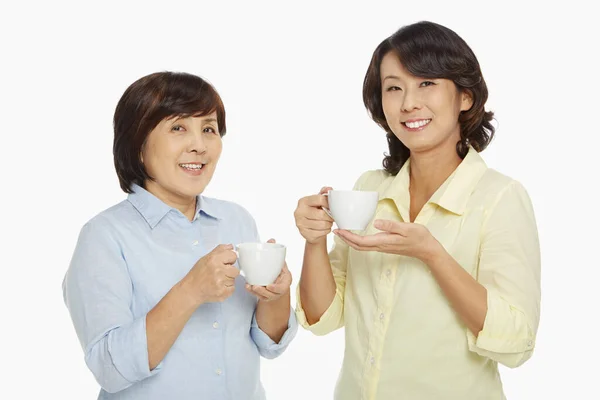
[409,140,463,200]
[144,181,197,221]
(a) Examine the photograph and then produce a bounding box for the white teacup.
[325,190,379,230]
[234,242,286,286]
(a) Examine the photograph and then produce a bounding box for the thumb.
[215,243,234,251]
[373,219,405,235]
[319,186,333,195]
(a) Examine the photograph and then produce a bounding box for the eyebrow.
[186,115,218,124]
[383,75,401,81]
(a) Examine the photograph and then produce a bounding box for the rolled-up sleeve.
[250,309,298,359]
[62,218,161,393]
[467,181,541,368]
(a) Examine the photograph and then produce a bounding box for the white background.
[1,0,598,399]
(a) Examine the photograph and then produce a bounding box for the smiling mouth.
[402,119,432,129]
[179,163,205,171]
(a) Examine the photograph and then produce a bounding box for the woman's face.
[380,51,473,154]
[141,111,222,203]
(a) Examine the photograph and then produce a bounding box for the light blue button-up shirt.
[63,184,297,399]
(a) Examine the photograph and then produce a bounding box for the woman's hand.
[334,219,443,263]
[294,187,334,244]
[246,239,293,302]
[183,244,240,306]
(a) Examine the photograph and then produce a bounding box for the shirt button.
[192,240,199,246]
[379,313,385,321]
[370,356,375,365]
[215,368,222,375]
[386,269,391,277]
[213,322,219,329]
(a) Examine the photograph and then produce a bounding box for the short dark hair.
[363,21,495,175]
[113,71,226,193]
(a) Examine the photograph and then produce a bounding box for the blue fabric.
[63,184,297,399]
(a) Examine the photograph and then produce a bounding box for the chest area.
[348,199,486,282]
[119,220,252,313]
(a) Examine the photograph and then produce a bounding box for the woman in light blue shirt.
[63,71,297,400]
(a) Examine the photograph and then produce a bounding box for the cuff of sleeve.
[251,308,298,358]
[294,284,343,336]
[108,316,163,383]
[467,329,534,354]
[467,289,535,368]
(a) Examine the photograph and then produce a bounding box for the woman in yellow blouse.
[294,21,540,400]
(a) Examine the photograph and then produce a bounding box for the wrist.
[306,237,327,247]
[177,275,204,309]
[420,237,445,266]
[258,288,291,306]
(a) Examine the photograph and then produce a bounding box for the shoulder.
[76,200,137,242]
[476,168,532,204]
[202,197,260,241]
[201,196,257,224]
[473,169,535,226]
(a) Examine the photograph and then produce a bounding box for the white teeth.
[180,163,204,170]
[405,119,431,129]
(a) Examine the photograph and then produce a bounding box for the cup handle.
[321,192,334,219]
[232,246,245,277]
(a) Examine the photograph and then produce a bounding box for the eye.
[420,81,435,87]
[203,126,218,134]
[171,124,185,132]
[385,86,402,92]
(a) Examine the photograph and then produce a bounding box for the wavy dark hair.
[113,71,226,193]
[363,21,495,175]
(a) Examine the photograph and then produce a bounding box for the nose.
[188,130,207,154]
[401,89,421,113]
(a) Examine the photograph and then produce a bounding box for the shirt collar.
[380,146,488,217]
[127,184,222,229]
[196,196,223,221]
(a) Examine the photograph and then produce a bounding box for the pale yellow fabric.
[296,147,541,400]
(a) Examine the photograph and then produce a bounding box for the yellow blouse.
[296,147,541,400]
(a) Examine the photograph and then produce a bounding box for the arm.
[251,288,299,360]
[63,220,162,393]
[298,240,337,325]
[294,183,357,335]
[254,290,291,343]
[145,280,199,370]
[421,243,488,337]
[465,181,541,368]
[147,245,237,368]
[63,220,238,392]
[296,234,349,334]
[424,181,540,368]
[249,274,298,358]
[243,217,297,358]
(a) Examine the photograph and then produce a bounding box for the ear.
[460,90,474,112]
[139,142,146,164]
